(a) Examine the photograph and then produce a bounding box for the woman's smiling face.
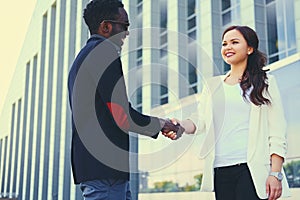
[221,29,253,66]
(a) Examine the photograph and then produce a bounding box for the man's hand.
[161,118,185,140]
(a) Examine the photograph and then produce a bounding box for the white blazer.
[191,74,290,199]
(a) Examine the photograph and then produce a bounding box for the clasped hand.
[161,118,184,140]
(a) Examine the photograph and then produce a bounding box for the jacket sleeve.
[189,76,221,135]
[267,75,287,159]
[188,84,208,134]
[95,45,162,138]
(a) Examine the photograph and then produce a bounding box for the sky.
[0,0,37,112]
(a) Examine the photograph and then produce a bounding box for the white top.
[213,82,251,168]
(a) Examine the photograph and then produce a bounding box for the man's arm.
[95,49,180,138]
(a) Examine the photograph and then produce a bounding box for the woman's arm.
[267,75,287,159]
[270,153,284,172]
[265,75,287,200]
[175,119,196,134]
[266,154,284,200]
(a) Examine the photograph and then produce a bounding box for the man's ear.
[98,22,112,37]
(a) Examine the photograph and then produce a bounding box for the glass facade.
[127,0,143,112]
[187,0,197,95]
[265,0,297,63]
[270,61,300,189]
[221,0,241,72]
[221,0,240,26]
[158,0,168,105]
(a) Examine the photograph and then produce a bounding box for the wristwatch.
[269,171,283,181]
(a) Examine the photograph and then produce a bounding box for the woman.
[164,25,290,200]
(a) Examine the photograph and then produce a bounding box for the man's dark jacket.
[68,35,162,184]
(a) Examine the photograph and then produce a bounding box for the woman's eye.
[232,41,239,44]
[222,43,227,46]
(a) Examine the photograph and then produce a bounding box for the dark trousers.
[214,163,266,200]
[80,179,131,200]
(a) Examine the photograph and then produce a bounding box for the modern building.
[125,0,300,199]
[0,0,299,200]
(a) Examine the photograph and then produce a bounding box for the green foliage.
[182,183,197,191]
[283,160,300,188]
[194,173,203,189]
[152,181,180,192]
[145,173,203,193]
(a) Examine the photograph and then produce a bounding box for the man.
[67,0,183,199]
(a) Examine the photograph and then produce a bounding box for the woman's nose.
[225,44,232,49]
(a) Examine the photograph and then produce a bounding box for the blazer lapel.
[247,104,261,162]
[199,76,224,158]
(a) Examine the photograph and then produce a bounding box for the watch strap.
[269,171,283,181]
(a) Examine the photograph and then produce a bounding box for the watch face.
[270,172,283,181]
[278,172,283,180]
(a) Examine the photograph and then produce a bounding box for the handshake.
[160,118,185,140]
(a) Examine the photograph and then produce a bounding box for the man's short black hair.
[83,0,124,34]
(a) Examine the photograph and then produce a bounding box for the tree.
[284,160,300,187]
[145,173,204,193]
[194,173,203,190]
[181,183,197,191]
[153,181,180,192]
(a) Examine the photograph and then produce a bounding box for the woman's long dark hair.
[222,25,271,106]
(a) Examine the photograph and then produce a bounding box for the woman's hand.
[161,118,196,140]
[171,118,196,134]
[266,175,282,200]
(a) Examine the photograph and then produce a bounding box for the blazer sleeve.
[267,75,287,159]
[189,76,222,135]
[95,45,162,138]
[189,84,209,134]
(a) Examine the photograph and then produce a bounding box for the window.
[188,0,196,17]
[131,86,143,112]
[160,33,168,45]
[186,0,198,95]
[137,0,143,15]
[187,0,196,35]
[221,0,240,72]
[157,0,168,105]
[137,48,143,59]
[222,11,231,25]
[222,0,231,10]
[160,0,167,30]
[160,45,168,58]
[188,63,197,85]
[158,58,168,105]
[265,0,296,64]
[221,0,240,26]
[188,30,196,42]
[137,15,143,47]
[188,17,196,29]
[187,46,198,95]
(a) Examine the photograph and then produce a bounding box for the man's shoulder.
[83,36,105,52]
[72,36,106,66]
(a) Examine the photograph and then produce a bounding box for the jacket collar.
[88,34,121,54]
